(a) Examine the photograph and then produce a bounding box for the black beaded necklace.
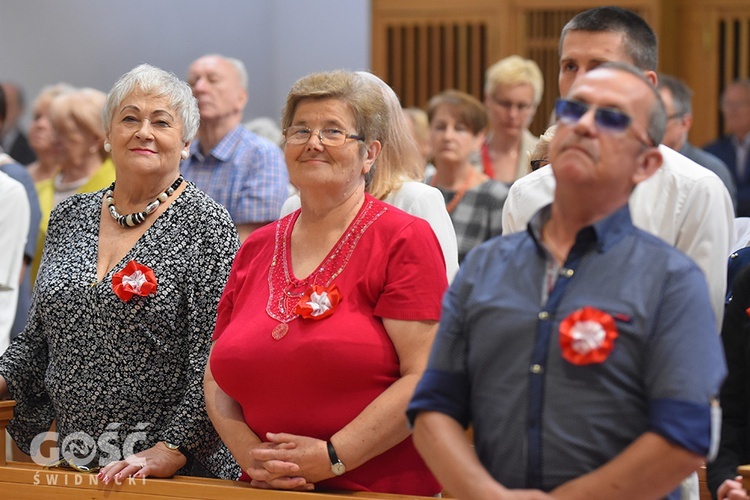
[104,176,184,227]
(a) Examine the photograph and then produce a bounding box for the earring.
[181,150,189,160]
[103,142,112,153]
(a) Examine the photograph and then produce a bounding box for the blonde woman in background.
[26,83,74,184]
[403,106,433,177]
[528,124,556,173]
[32,88,116,283]
[482,55,543,184]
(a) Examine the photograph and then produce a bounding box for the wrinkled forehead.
[569,68,646,106]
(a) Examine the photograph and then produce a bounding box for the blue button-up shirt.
[408,204,727,497]
[181,125,288,225]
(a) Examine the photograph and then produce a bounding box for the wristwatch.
[163,441,194,468]
[326,441,346,476]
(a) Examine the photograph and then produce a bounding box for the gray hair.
[656,73,693,116]
[199,54,249,91]
[597,61,666,146]
[102,63,199,142]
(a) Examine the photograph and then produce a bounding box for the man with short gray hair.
[182,54,288,242]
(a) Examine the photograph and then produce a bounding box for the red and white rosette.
[294,284,342,320]
[112,260,157,302]
[559,306,618,365]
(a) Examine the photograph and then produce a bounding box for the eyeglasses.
[530,159,548,171]
[490,96,535,113]
[554,98,655,147]
[284,126,365,147]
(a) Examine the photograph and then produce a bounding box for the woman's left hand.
[98,441,187,483]
[248,432,331,486]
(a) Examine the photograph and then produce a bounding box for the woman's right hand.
[718,476,749,500]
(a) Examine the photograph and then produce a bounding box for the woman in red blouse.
[204,70,448,496]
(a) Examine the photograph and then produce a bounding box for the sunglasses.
[554,98,655,147]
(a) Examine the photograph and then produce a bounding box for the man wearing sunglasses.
[409,62,726,500]
[502,6,734,333]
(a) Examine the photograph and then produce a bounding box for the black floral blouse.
[0,182,240,479]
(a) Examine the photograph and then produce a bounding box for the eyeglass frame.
[554,98,656,148]
[283,126,365,148]
[488,94,536,113]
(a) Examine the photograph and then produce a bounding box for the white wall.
[0,0,370,128]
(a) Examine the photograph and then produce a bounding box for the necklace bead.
[104,176,184,227]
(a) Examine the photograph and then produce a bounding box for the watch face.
[331,461,346,476]
[164,442,179,450]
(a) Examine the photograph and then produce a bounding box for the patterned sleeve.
[236,138,289,224]
[158,202,240,461]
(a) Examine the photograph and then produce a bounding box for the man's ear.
[632,147,663,185]
[683,113,694,131]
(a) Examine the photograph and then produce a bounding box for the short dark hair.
[560,6,658,71]
[656,73,693,116]
[0,84,6,123]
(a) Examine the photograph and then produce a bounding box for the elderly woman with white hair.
[482,55,543,184]
[0,64,240,480]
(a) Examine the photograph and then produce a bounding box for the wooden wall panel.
[372,0,749,143]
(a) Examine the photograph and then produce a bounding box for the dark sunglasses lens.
[556,99,587,122]
[596,109,631,131]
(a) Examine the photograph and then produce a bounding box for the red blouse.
[211,194,447,495]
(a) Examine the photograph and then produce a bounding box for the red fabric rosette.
[112,260,157,302]
[294,284,342,320]
[559,306,618,365]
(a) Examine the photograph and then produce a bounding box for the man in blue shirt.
[408,63,726,499]
[182,54,288,242]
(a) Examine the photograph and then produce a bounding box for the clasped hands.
[245,432,333,491]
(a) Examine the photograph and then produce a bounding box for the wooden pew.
[0,400,431,499]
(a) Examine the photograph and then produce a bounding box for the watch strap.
[163,441,194,469]
[326,440,340,465]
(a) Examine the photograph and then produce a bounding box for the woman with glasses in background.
[482,55,543,184]
[205,70,448,495]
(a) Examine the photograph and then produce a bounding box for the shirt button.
[538,311,549,320]
[530,364,544,374]
[562,268,574,277]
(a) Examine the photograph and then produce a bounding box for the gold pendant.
[272,323,289,340]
